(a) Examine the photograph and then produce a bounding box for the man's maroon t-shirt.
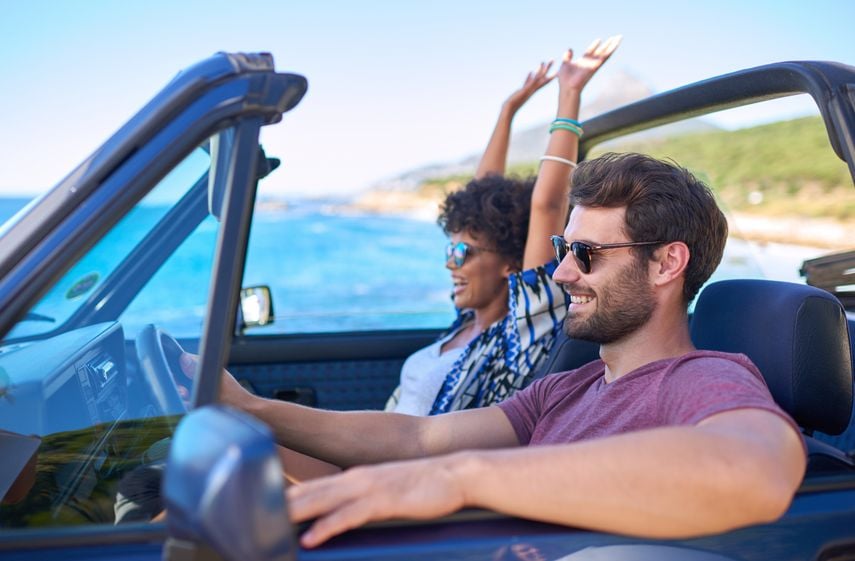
[497,350,801,446]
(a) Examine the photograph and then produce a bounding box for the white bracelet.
[539,155,578,168]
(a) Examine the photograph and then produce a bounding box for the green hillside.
[420,116,855,220]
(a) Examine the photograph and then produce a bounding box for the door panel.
[226,330,441,410]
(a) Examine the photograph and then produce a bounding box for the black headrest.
[691,279,853,435]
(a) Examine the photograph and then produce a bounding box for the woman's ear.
[652,241,690,287]
[504,258,522,278]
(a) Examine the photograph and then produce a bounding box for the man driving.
[204,152,806,548]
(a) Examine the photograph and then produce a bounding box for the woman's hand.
[477,61,555,177]
[520,36,621,271]
[475,36,619,181]
[503,61,555,114]
[557,35,622,93]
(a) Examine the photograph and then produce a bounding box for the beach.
[348,189,854,251]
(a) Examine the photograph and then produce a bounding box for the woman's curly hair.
[437,174,535,270]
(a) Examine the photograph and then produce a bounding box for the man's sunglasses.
[445,241,498,268]
[550,235,665,274]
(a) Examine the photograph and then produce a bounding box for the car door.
[0,53,307,558]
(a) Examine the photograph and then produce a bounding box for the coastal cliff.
[345,115,854,250]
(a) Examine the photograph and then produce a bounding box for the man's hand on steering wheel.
[177,352,256,411]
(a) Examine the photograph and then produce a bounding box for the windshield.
[0,130,229,529]
[5,148,212,340]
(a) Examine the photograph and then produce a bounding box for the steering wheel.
[135,324,191,416]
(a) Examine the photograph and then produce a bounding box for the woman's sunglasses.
[445,241,498,268]
[550,235,665,274]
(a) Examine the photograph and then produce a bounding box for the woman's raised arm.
[475,61,554,179]
[523,36,621,270]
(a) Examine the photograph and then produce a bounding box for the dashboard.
[0,322,172,526]
[0,322,127,437]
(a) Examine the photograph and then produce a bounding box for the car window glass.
[0,131,226,530]
[119,214,218,340]
[586,95,854,308]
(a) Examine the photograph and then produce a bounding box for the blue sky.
[0,0,853,197]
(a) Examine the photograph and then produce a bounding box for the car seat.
[533,279,855,472]
[690,279,854,472]
[529,330,600,381]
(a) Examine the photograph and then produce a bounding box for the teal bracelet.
[553,117,582,127]
[549,123,584,137]
[550,120,583,133]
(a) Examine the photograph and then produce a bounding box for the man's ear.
[651,241,690,287]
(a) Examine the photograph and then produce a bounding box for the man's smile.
[569,294,595,305]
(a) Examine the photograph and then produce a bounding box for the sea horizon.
[0,196,828,339]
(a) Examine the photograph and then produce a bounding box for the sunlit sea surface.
[0,197,820,337]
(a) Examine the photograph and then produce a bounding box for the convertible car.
[0,53,853,561]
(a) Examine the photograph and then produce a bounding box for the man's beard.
[563,257,655,344]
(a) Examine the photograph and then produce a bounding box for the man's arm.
[214,363,519,466]
[288,408,805,547]
[247,398,518,467]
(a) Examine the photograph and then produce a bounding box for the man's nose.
[552,253,582,285]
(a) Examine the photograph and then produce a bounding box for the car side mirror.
[239,285,275,330]
[162,405,295,561]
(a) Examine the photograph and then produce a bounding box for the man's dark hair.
[438,174,535,269]
[571,152,728,304]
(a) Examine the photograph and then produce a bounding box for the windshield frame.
[579,61,855,182]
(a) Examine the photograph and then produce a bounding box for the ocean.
[0,197,456,337]
[0,197,816,338]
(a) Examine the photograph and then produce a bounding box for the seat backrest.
[529,331,600,382]
[690,279,853,435]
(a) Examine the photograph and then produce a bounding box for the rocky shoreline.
[727,212,854,250]
[347,190,853,251]
[347,190,445,222]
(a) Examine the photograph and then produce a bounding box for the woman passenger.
[179,38,621,482]
[385,36,621,415]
